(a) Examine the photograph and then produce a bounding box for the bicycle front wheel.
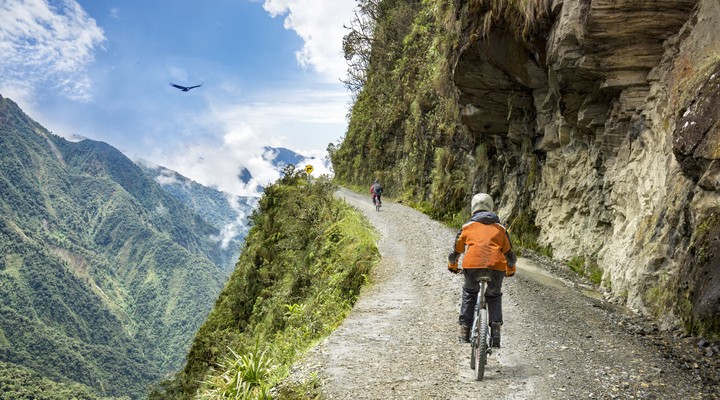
[475,308,489,381]
[470,333,476,369]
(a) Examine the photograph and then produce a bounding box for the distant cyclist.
[370,179,383,206]
[447,193,516,346]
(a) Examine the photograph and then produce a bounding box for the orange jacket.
[449,212,516,273]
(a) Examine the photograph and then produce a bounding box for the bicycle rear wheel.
[475,308,489,381]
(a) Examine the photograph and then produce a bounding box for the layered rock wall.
[453,0,720,331]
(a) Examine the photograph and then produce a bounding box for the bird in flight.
[171,83,202,92]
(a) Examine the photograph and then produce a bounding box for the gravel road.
[285,188,719,399]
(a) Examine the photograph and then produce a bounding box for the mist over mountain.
[137,161,257,275]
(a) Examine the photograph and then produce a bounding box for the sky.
[0,0,356,196]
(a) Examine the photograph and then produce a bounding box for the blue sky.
[0,0,355,195]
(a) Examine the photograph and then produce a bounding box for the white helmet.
[471,193,494,214]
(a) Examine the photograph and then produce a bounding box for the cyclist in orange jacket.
[447,193,516,347]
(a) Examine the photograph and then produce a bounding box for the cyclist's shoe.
[459,324,470,343]
[490,322,502,348]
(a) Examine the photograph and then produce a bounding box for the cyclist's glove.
[447,261,460,274]
[506,264,516,277]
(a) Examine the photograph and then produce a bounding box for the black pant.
[459,268,504,326]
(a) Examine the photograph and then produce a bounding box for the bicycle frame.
[470,279,487,337]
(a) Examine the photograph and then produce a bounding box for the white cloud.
[0,0,105,103]
[211,87,348,131]
[155,171,180,186]
[262,0,355,82]
[148,124,279,197]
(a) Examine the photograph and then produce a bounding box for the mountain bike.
[468,275,492,381]
[374,195,382,212]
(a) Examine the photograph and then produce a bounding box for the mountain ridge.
[0,94,231,398]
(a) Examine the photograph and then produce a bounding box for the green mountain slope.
[0,94,234,398]
[151,171,379,399]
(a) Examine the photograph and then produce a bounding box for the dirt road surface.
[285,188,718,399]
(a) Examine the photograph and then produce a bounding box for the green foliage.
[428,147,470,220]
[467,0,551,41]
[151,175,379,399]
[333,0,461,199]
[588,260,603,285]
[537,245,553,258]
[566,256,585,275]
[565,255,603,285]
[506,208,549,256]
[0,360,126,400]
[197,347,275,399]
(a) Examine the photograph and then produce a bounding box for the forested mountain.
[0,94,237,398]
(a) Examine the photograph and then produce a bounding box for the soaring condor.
[170,83,202,92]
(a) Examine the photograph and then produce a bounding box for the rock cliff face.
[453,0,720,333]
[333,0,719,335]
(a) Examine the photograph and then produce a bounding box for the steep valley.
[0,95,245,398]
